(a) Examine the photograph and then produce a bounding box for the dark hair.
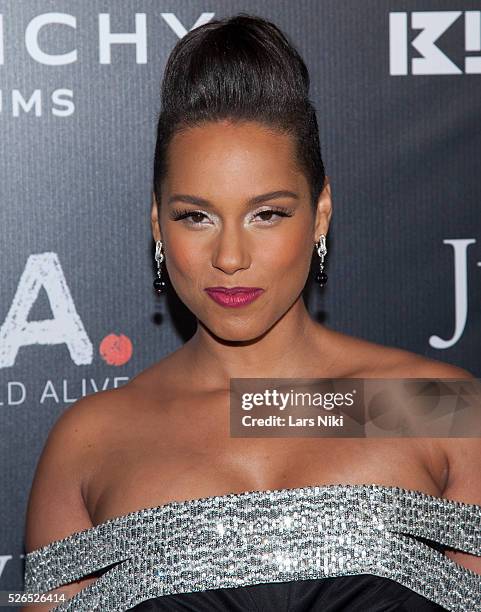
[153,13,325,211]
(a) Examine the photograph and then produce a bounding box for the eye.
[170,209,211,225]
[252,208,294,224]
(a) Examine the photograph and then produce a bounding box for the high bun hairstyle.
[153,13,325,211]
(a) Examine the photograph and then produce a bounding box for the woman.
[22,13,480,612]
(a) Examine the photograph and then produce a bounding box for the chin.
[204,319,271,344]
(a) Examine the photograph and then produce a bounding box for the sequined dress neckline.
[23,482,481,612]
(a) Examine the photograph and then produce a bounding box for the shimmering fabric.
[23,483,481,612]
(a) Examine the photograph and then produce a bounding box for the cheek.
[255,224,312,272]
[164,236,203,281]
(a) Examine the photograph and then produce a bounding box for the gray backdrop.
[1,0,480,594]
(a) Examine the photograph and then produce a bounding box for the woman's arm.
[417,360,481,575]
[441,436,481,574]
[21,396,103,610]
[392,355,481,574]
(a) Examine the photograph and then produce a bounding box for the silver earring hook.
[153,240,166,294]
[314,234,328,288]
[155,240,164,264]
[316,234,327,258]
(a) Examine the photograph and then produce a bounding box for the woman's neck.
[181,299,342,388]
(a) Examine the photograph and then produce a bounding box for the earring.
[153,239,166,294]
[314,234,328,287]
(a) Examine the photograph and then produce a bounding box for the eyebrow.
[167,190,299,208]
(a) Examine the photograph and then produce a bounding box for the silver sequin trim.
[23,483,481,611]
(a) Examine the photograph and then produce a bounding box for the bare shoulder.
[326,328,448,377]
[378,345,475,380]
[376,349,481,507]
[42,384,140,458]
[22,385,143,609]
[363,345,481,500]
[25,385,136,548]
[398,355,481,574]
[332,327,474,380]
[128,348,184,389]
[335,331,481,494]
[411,359,481,507]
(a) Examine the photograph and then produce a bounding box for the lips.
[204,287,264,308]
[205,286,262,294]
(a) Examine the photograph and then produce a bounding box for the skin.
[153,118,334,378]
[22,119,481,609]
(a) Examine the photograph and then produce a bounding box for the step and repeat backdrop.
[1,0,480,594]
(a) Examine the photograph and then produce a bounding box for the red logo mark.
[99,334,133,366]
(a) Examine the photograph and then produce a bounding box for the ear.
[313,175,332,243]
[151,192,162,242]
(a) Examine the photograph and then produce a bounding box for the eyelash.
[169,207,294,225]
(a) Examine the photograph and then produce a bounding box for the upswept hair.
[153,13,325,210]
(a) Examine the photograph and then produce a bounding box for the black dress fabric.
[129,575,448,611]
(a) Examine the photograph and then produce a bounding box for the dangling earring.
[314,234,328,287]
[153,239,166,294]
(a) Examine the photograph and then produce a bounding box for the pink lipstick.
[204,286,264,308]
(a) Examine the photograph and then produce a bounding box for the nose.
[211,224,251,275]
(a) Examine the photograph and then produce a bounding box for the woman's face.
[153,119,331,341]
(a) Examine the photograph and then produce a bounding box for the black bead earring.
[314,234,328,287]
[153,239,166,294]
